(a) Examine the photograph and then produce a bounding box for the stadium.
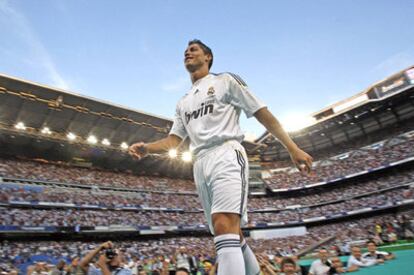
[1,62,414,275]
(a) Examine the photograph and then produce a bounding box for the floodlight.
[168,149,178,158]
[102,138,111,146]
[41,127,52,135]
[67,132,77,141]
[182,151,192,162]
[15,122,26,130]
[87,135,98,144]
[120,142,128,150]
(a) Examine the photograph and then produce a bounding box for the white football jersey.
[169,72,266,156]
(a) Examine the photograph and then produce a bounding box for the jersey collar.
[192,73,213,89]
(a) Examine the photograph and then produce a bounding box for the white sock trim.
[214,234,240,255]
[214,234,240,243]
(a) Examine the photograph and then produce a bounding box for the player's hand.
[289,148,313,174]
[128,142,148,160]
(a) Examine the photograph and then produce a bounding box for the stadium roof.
[257,65,414,161]
[0,74,192,177]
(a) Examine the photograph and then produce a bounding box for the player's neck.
[190,68,209,84]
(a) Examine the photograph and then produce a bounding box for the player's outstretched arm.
[254,107,313,173]
[129,134,182,160]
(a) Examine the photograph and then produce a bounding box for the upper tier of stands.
[0,158,195,192]
[264,131,414,190]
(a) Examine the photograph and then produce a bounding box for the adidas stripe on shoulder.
[223,72,248,87]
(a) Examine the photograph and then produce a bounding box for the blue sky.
[1,0,413,139]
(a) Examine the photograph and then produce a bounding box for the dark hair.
[366,240,376,246]
[176,267,190,274]
[188,39,213,69]
[274,252,283,258]
[351,245,361,251]
[281,257,296,269]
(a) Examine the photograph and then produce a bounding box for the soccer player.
[129,39,313,275]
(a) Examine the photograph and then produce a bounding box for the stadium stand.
[1,211,413,274]
[264,132,414,190]
[0,158,196,192]
[1,67,414,274]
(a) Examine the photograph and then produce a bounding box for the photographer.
[79,241,132,275]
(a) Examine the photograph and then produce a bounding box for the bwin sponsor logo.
[185,102,214,124]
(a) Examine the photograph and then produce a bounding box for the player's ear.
[206,54,212,63]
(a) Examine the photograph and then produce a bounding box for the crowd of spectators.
[1,133,413,199]
[1,211,412,274]
[0,208,206,227]
[262,120,414,170]
[0,185,201,210]
[306,243,395,275]
[2,165,413,214]
[265,134,414,189]
[250,187,413,224]
[0,158,195,192]
[1,133,413,195]
[1,185,412,227]
[250,168,414,210]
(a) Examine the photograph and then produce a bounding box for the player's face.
[184,43,210,72]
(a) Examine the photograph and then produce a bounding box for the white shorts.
[193,140,249,234]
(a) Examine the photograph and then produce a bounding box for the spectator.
[174,247,191,272]
[362,240,395,261]
[79,241,132,275]
[66,257,80,275]
[50,260,66,275]
[175,267,190,275]
[279,257,299,275]
[329,257,346,274]
[346,246,380,271]
[256,253,278,275]
[308,248,335,275]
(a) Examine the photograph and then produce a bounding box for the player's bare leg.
[212,212,245,275]
[212,213,240,235]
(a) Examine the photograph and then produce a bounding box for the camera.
[105,248,117,260]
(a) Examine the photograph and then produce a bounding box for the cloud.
[161,76,189,92]
[0,0,69,89]
[372,51,414,77]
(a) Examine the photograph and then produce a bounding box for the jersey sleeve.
[169,101,188,140]
[224,73,267,118]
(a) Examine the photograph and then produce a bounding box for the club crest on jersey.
[184,99,214,124]
[207,86,215,96]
